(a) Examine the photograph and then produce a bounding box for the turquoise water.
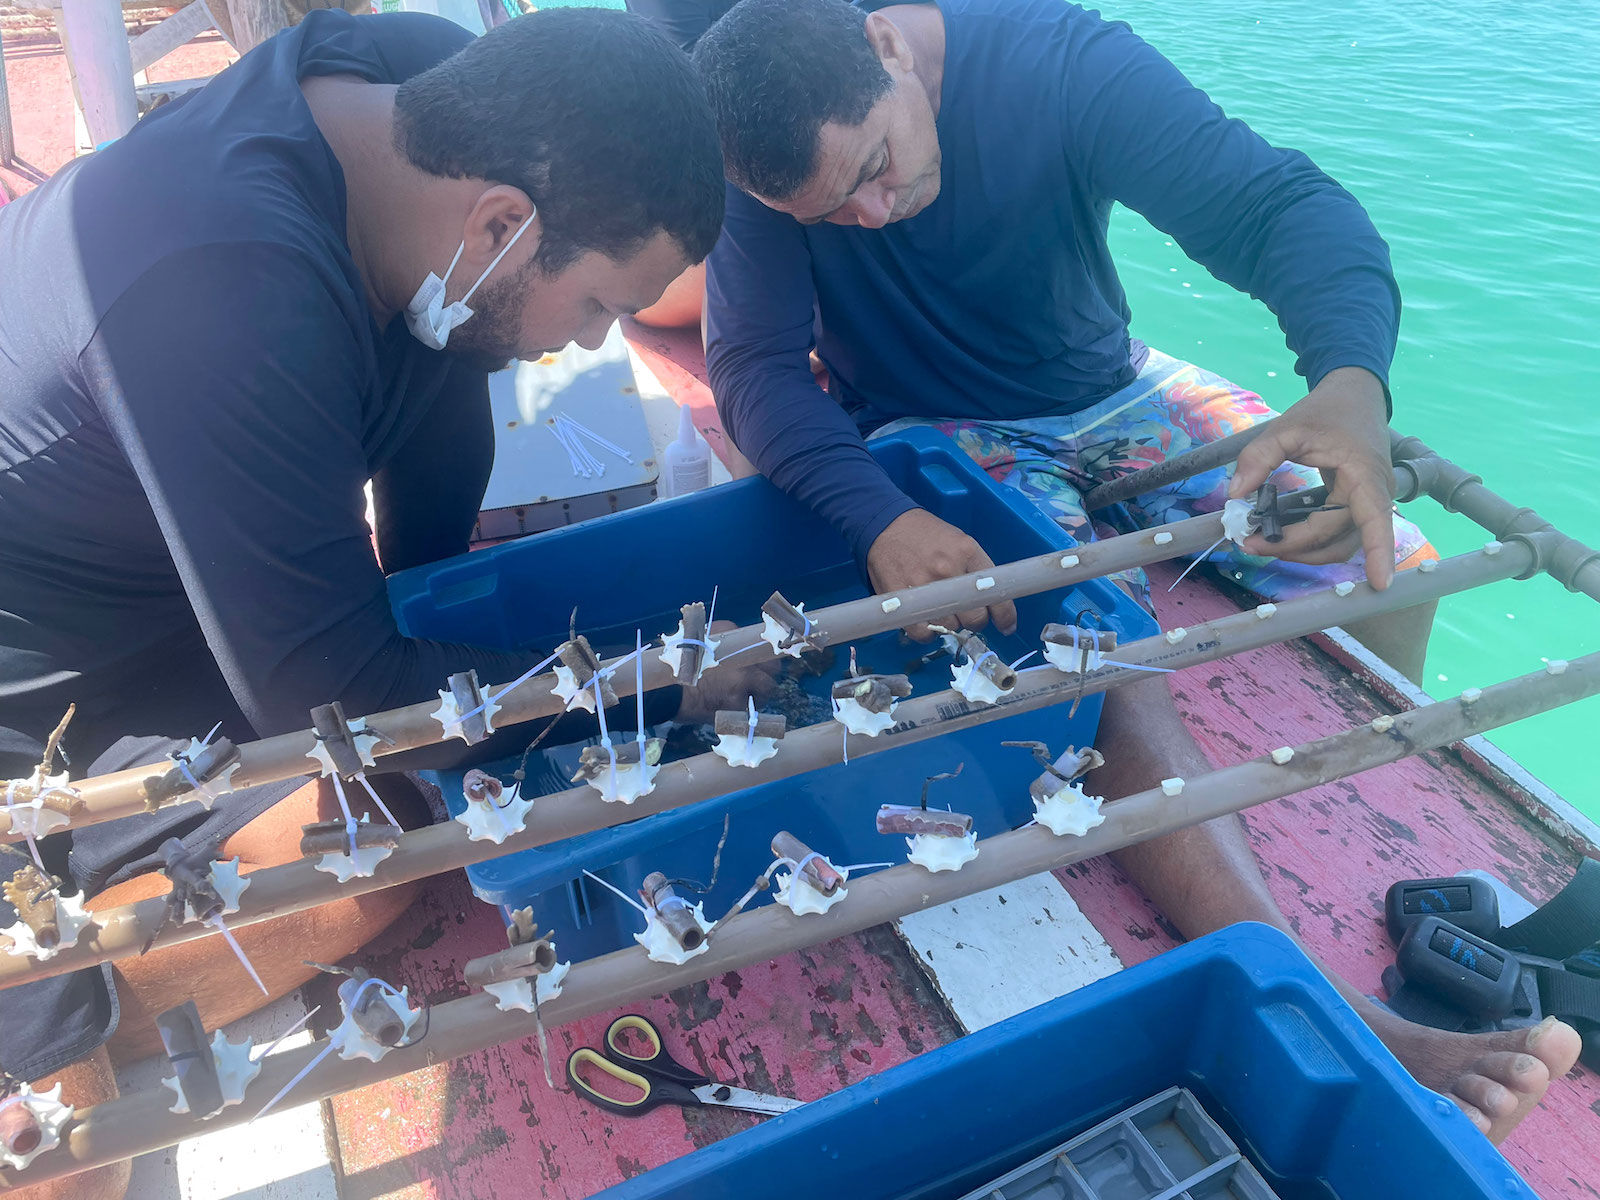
[1093,1,1600,819]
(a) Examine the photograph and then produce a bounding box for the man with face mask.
[691,0,1581,1149]
[0,12,744,1195]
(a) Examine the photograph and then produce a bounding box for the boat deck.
[308,327,1596,1199]
[7,52,1592,1188]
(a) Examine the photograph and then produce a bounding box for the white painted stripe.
[895,872,1124,1033]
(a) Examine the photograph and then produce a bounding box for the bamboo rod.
[0,538,1534,989]
[2,510,1239,840]
[15,647,1598,1188]
[3,465,1437,841]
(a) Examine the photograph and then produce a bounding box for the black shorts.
[0,731,302,1081]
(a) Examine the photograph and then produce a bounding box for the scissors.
[566,1014,802,1118]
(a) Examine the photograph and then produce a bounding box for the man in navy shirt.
[0,12,756,1193]
[693,0,1578,1144]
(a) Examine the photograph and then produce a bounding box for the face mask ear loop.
[461,205,538,307]
[435,238,470,292]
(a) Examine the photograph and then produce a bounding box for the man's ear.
[460,184,540,270]
[864,11,914,75]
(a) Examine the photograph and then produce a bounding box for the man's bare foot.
[1363,1007,1583,1143]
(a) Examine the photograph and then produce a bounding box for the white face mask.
[403,207,536,351]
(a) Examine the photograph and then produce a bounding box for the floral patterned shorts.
[874,348,1434,613]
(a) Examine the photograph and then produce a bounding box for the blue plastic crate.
[593,924,1534,1200]
[388,429,1156,960]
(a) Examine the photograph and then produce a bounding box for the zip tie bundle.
[548,413,635,478]
[558,414,634,463]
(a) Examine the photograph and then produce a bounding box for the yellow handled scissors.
[566,1014,802,1118]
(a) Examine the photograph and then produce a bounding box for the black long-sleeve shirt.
[0,12,545,762]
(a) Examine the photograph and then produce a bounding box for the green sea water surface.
[1094,1,1599,818]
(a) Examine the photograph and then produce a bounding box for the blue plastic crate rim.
[590,924,1535,1200]
[388,429,1157,958]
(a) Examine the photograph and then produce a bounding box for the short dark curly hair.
[693,0,893,200]
[396,9,725,272]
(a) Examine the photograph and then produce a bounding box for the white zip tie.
[1168,533,1228,592]
[581,868,649,915]
[251,978,405,1122]
[253,1041,335,1124]
[330,775,360,858]
[4,780,49,875]
[1008,650,1039,670]
[255,1006,321,1060]
[635,631,646,752]
[354,774,402,830]
[1098,659,1178,675]
[208,914,267,996]
[592,674,618,798]
[459,649,563,725]
[829,860,895,873]
[170,721,228,804]
[961,650,998,694]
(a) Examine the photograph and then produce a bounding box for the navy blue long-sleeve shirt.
[705,0,1401,563]
[0,12,550,760]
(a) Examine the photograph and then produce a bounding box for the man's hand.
[673,621,781,723]
[866,508,1019,641]
[1230,366,1397,589]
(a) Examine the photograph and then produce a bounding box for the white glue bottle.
[661,405,712,498]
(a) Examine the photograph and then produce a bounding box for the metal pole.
[17,648,1599,1187]
[1082,420,1273,513]
[4,509,1240,839]
[57,0,139,146]
[0,537,1534,988]
[0,27,15,167]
